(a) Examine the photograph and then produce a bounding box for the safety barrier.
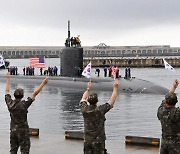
[125,136,160,147]
[65,130,84,140]
[64,131,160,147]
[29,128,39,136]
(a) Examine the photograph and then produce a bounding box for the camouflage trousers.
[10,128,30,154]
[84,141,108,154]
[160,139,180,154]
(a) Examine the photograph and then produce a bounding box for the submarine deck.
[0,74,169,94]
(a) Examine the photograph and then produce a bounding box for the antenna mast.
[68,20,70,39]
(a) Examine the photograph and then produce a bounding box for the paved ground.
[1,133,159,154]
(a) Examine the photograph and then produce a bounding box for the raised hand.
[173,79,179,89]
[6,72,10,79]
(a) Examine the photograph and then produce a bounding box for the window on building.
[132,50,136,54]
[127,50,131,54]
[101,51,105,54]
[163,50,167,53]
[33,50,36,55]
[29,51,32,55]
[117,50,121,55]
[168,49,172,53]
[106,50,110,54]
[158,50,162,53]
[147,50,152,53]
[142,50,146,54]
[12,51,15,55]
[137,50,141,54]
[153,50,157,53]
[56,51,60,55]
[112,50,115,55]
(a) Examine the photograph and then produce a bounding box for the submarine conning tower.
[60,47,83,77]
[60,21,83,77]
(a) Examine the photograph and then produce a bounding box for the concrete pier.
[0,133,160,154]
[83,57,180,67]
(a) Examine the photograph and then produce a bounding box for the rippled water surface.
[0,58,179,153]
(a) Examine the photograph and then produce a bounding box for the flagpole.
[90,61,91,82]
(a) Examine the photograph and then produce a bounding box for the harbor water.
[0,58,180,154]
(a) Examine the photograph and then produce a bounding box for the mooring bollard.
[29,128,39,136]
[65,130,84,140]
[64,132,160,147]
[125,136,160,147]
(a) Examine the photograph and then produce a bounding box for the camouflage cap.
[165,92,178,105]
[14,88,24,99]
[88,92,98,105]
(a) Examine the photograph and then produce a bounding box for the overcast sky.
[1,0,180,47]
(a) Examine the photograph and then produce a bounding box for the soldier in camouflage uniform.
[157,79,180,154]
[80,81,119,154]
[5,72,48,154]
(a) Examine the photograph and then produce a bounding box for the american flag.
[30,58,45,68]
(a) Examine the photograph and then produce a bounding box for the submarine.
[0,21,169,95]
[0,74,168,95]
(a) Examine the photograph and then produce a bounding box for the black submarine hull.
[0,74,168,95]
